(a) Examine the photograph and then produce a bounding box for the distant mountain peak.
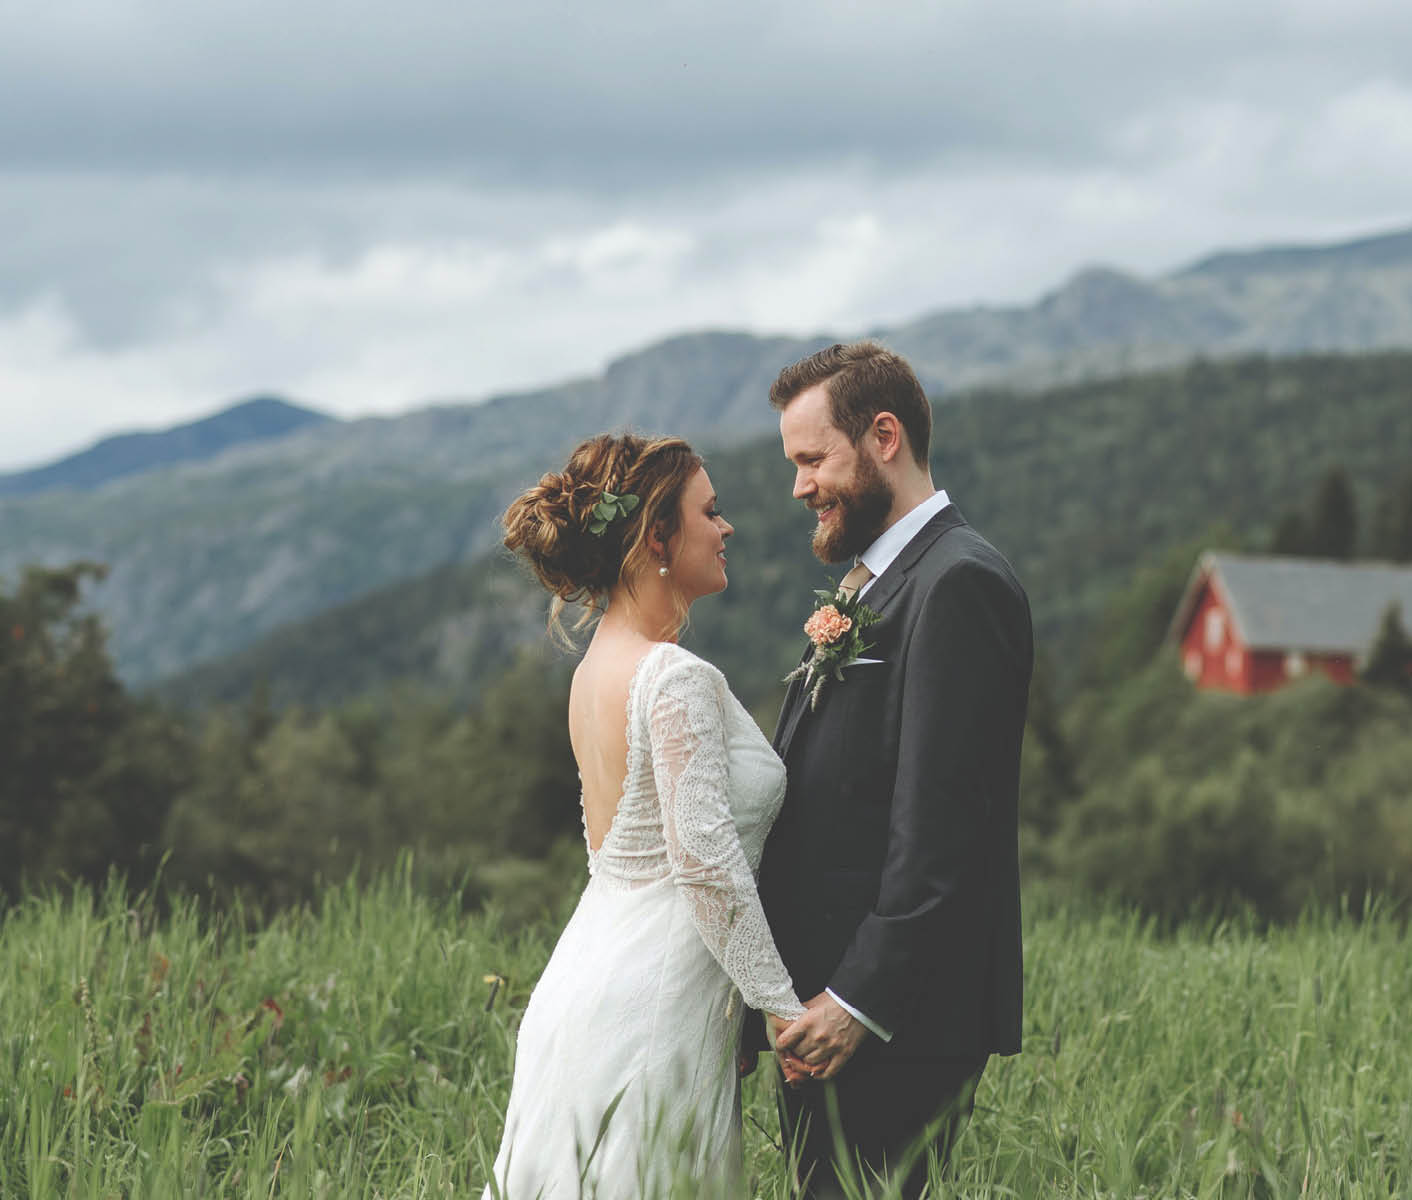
[0,394,334,498]
[1042,265,1152,305]
[222,395,320,418]
[1174,226,1412,279]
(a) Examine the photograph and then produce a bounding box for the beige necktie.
[838,560,874,599]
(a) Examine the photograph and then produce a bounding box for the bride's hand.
[765,1012,788,1050]
[769,1012,816,1086]
[779,1053,815,1085]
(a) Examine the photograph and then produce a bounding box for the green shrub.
[1048,658,1412,920]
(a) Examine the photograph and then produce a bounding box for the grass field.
[2,866,1408,1198]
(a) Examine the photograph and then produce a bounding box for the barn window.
[1225,647,1243,678]
[1184,650,1202,680]
[1285,651,1308,678]
[1205,609,1225,650]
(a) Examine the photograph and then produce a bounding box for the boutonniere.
[784,583,882,710]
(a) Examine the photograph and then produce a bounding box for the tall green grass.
[2,868,1407,1197]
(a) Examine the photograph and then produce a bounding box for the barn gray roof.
[1172,553,1412,654]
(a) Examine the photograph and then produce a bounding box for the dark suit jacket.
[757,504,1031,1060]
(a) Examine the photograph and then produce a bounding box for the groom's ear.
[871,411,906,464]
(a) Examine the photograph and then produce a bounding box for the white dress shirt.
[824,487,951,1042]
[856,488,951,599]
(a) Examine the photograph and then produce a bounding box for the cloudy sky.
[3,0,1411,470]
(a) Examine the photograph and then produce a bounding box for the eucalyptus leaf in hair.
[588,491,640,536]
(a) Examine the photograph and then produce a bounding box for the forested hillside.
[0,334,828,683]
[160,351,1412,712]
[8,224,1412,686]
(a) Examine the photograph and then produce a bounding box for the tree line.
[5,541,1409,924]
[14,349,1412,921]
[1269,465,1412,561]
[1,564,580,919]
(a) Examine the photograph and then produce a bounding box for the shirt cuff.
[826,988,893,1042]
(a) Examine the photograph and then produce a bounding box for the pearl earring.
[658,564,669,577]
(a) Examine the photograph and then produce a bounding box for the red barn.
[1168,552,1412,694]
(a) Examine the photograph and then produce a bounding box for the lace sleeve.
[647,660,805,1021]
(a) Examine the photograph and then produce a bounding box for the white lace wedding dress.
[483,642,805,1198]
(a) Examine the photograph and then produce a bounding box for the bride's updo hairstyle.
[503,433,703,636]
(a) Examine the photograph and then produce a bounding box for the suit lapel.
[861,503,966,616]
[773,504,967,762]
[772,643,813,755]
[773,668,810,757]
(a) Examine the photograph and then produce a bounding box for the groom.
[752,342,1032,1197]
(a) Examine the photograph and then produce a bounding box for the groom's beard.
[810,452,893,564]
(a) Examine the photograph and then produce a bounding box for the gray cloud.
[0,170,596,344]
[3,0,1411,469]
[4,0,1408,181]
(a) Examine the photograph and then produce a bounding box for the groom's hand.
[774,992,868,1081]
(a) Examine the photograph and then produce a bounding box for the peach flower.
[804,605,853,646]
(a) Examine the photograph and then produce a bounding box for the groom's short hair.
[769,341,931,467]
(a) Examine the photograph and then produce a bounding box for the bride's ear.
[646,522,668,562]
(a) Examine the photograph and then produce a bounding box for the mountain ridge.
[0,396,332,497]
[1176,227,1412,278]
[884,223,1412,390]
[6,222,1412,684]
[155,351,1412,713]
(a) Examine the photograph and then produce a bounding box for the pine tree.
[1370,474,1412,563]
[0,563,187,902]
[1362,603,1412,689]
[1307,467,1357,560]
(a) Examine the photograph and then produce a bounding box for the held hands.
[738,1011,816,1083]
[738,1043,808,1083]
[771,992,868,1084]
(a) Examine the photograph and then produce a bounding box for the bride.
[486,433,806,1196]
